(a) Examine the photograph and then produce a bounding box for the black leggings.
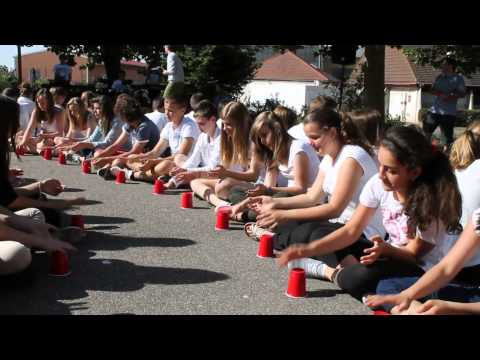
[273,220,369,258]
[335,259,425,301]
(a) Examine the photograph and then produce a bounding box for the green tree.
[0,65,18,92]
[45,45,166,86]
[174,45,259,98]
[44,45,259,98]
[403,45,480,75]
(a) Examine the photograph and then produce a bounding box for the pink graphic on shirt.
[381,208,410,247]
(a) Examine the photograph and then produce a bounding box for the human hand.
[30,223,76,253]
[364,292,413,313]
[169,166,186,176]
[360,235,387,265]
[175,171,196,183]
[247,196,274,213]
[9,168,24,177]
[246,184,269,197]
[276,244,309,267]
[256,208,287,229]
[413,299,465,315]
[208,165,227,179]
[40,179,63,196]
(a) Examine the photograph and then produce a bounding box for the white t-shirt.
[186,110,195,122]
[17,96,35,131]
[277,140,320,188]
[160,116,200,156]
[183,127,221,171]
[359,174,461,271]
[288,123,309,141]
[320,145,379,229]
[455,160,480,227]
[145,111,168,134]
[216,118,223,129]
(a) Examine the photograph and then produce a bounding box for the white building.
[384,46,480,124]
[241,50,338,113]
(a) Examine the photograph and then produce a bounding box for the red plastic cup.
[43,147,52,160]
[181,192,193,209]
[257,233,274,258]
[70,215,85,229]
[16,146,25,156]
[215,210,230,231]
[373,310,391,316]
[115,170,126,184]
[286,268,307,298]
[153,178,165,194]
[49,251,71,277]
[82,160,91,174]
[58,152,66,165]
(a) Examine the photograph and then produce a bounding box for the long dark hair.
[0,95,20,180]
[94,96,115,137]
[303,108,373,156]
[34,88,56,124]
[380,125,462,234]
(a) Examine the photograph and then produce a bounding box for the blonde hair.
[66,97,89,130]
[450,120,480,170]
[220,101,252,168]
[250,111,292,169]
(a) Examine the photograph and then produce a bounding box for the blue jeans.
[376,276,480,312]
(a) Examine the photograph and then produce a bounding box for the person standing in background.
[423,57,466,148]
[163,45,185,98]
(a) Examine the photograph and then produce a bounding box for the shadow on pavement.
[307,289,344,298]
[0,249,229,315]
[85,231,196,251]
[83,215,135,225]
[62,187,85,193]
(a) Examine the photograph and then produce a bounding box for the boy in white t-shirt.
[144,95,167,134]
[123,93,200,183]
[166,100,221,188]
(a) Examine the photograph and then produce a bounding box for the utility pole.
[17,45,22,84]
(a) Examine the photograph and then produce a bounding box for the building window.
[29,68,40,82]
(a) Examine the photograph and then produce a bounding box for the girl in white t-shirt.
[190,101,263,209]
[449,120,480,227]
[54,97,96,147]
[17,88,65,155]
[245,109,382,252]
[229,111,320,222]
[366,208,480,315]
[277,125,474,303]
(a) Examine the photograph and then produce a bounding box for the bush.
[418,108,480,127]
[384,113,404,129]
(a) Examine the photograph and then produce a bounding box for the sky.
[0,45,46,69]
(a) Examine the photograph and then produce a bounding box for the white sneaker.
[287,258,327,280]
[111,166,132,179]
[110,166,123,177]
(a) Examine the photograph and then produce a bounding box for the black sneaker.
[159,175,171,183]
[97,167,115,180]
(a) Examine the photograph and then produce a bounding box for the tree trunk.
[17,45,22,84]
[364,45,385,121]
[102,45,122,86]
